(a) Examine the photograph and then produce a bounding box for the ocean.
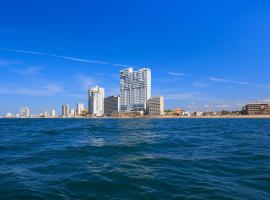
[0,118,269,199]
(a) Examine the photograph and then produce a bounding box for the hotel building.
[20,107,30,118]
[62,104,70,117]
[120,68,151,112]
[147,96,165,115]
[88,86,105,116]
[242,103,270,115]
[76,103,85,116]
[104,95,120,116]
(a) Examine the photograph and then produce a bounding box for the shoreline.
[2,115,270,119]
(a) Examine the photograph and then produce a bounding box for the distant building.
[104,96,120,116]
[5,113,13,118]
[43,111,48,118]
[20,107,30,118]
[70,109,75,117]
[242,103,270,115]
[173,108,184,116]
[51,109,56,117]
[62,104,70,117]
[88,86,105,116]
[147,96,164,115]
[183,111,191,117]
[120,68,151,112]
[76,103,85,116]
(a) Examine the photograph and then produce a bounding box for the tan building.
[147,96,164,115]
[242,103,270,115]
[173,108,184,116]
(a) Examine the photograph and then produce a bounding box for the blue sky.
[1,0,270,115]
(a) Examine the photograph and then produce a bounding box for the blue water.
[0,119,270,200]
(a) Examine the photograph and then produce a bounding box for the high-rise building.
[76,103,85,116]
[147,96,164,115]
[51,109,56,117]
[62,104,70,117]
[104,96,120,116]
[20,107,30,118]
[70,109,75,117]
[88,86,105,116]
[120,68,151,112]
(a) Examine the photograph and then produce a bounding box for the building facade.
[51,109,56,117]
[104,95,120,116]
[62,104,70,117]
[120,68,151,112]
[242,103,270,115]
[76,103,85,116]
[88,86,105,116]
[20,107,30,118]
[147,96,164,115]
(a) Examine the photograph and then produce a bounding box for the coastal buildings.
[88,86,105,116]
[242,103,270,115]
[120,68,151,112]
[173,108,184,116]
[20,107,30,118]
[62,104,70,117]
[76,103,85,116]
[70,109,75,117]
[51,109,56,118]
[104,96,120,116]
[147,96,164,115]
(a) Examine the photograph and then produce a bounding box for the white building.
[20,107,30,118]
[5,113,13,118]
[62,104,70,117]
[51,109,56,117]
[70,109,75,117]
[120,68,151,112]
[147,96,164,115]
[76,103,85,116]
[88,86,104,116]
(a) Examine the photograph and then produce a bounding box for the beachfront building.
[20,107,30,118]
[88,86,105,116]
[62,104,70,117]
[70,109,75,117]
[76,103,85,116]
[147,96,164,115]
[104,95,120,116]
[51,109,56,117]
[120,68,151,112]
[242,103,270,115]
[173,108,184,116]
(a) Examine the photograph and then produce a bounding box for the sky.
[0,0,270,115]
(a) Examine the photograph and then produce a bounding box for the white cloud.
[0,83,64,96]
[166,92,200,100]
[0,59,22,66]
[168,72,189,76]
[74,74,96,90]
[0,48,135,67]
[208,77,250,85]
[12,66,43,76]
[192,81,206,88]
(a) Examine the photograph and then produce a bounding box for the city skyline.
[1,1,270,115]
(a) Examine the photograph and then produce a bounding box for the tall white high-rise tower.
[88,86,105,116]
[120,68,151,112]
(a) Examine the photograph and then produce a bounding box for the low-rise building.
[147,96,164,115]
[173,108,184,116]
[242,103,270,115]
